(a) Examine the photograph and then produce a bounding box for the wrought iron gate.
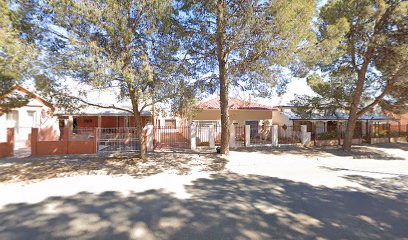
[96,128,140,152]
[154,126,190,149]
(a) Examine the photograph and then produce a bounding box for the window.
[6,111,18,128]
[194,120,219,128]
[73,117,78,134]
[27,111,37,128]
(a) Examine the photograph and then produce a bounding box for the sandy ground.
[0,144,407,239]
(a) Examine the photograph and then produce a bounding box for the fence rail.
[250,126,273,145]
[96,127,140,152]
[278,126,301,144]
[154,126,190,149]
[69,128,94,141]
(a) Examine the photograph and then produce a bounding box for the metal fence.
[389,124,408,137]
[369,123,389,138]
[196,125,210,146]
[69,128,94,141]
[234,125,246,147]
[250,125,273,145]
[278,126,301,144]
[96,127,140,152]
[154,126,190,149]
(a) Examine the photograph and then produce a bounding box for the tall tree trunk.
[343,62,371,151]
[216,0,229,154]
[128,83,147,160]
[134,109,147,160]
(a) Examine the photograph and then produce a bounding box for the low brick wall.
[316,138,362,146]
[31,128,96,156]
[315,139,339,146]
[370,137,390,144]
[0,128,14,158]
[390,137,407,143]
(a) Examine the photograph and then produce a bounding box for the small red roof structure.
[0,85,55,111]
[197,97,276,110]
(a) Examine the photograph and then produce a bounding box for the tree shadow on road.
[0,173,407,239]
[233,144,406,160]
[0,152,227,183]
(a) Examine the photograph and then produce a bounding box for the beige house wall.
[193,109,275,126]
[271,111,292,126]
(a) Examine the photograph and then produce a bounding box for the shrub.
[317,131,338,140]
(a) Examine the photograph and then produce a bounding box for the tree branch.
[70,96,134,114]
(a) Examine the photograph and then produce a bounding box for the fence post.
[146,125,154,152]
[229,124,236,149]
[245,125,251,147]
[388,123,391,143]
[272,125,278,147]
[313,122,317,146]
[337,124,341,145]
[63,128,69,154]
[93,128,98,153]
[301,125,311,147]
[209,125,215,148]
[190,123,196,150]
[7,128,14,156]
[31,128,38,156]
[398,122,401,137]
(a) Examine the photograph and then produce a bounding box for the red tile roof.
[197,97,275,110]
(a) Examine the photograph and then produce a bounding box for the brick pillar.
[313,122,317,146]
[146,125,154,152]
[209,125,215,148]
[272,125,278,147]
[301,125,310,146]
[31,128,38,156]
[388,123,391,143]
[245,125,251,147]
[229,124,236,149]
[190,123,196,150]
[7,128,14,156]
[93,128,98,153]
[337,124,341,145]
[63,128,69,154]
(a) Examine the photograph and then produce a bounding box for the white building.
[0,86,60,149]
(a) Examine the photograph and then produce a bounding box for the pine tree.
[0,0,37,113]
[47,0,184,160]
[176,0,315,154]
[294,0,408,151]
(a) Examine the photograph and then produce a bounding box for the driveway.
[0,144,407,239]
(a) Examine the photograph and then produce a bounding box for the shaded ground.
[235,143,407,160]
[0,152,226,183]
[0,143,407,239]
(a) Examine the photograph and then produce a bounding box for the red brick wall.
[76,116,99,128]
[31,128,97,156]
[75,115,152,129]
[101,116,117,128]
[0,128,14,158]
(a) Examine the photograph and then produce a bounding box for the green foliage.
[0,0,38,112]
[294,0,408,123]
[46,0,186,114]
[372,128,388,138]
[317,131,338,140]
[175,0,316,97]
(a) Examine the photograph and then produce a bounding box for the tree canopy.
[293,0,408,150]
[0,0,38,112]
[176,0,315,153]
[39,0,187,159]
